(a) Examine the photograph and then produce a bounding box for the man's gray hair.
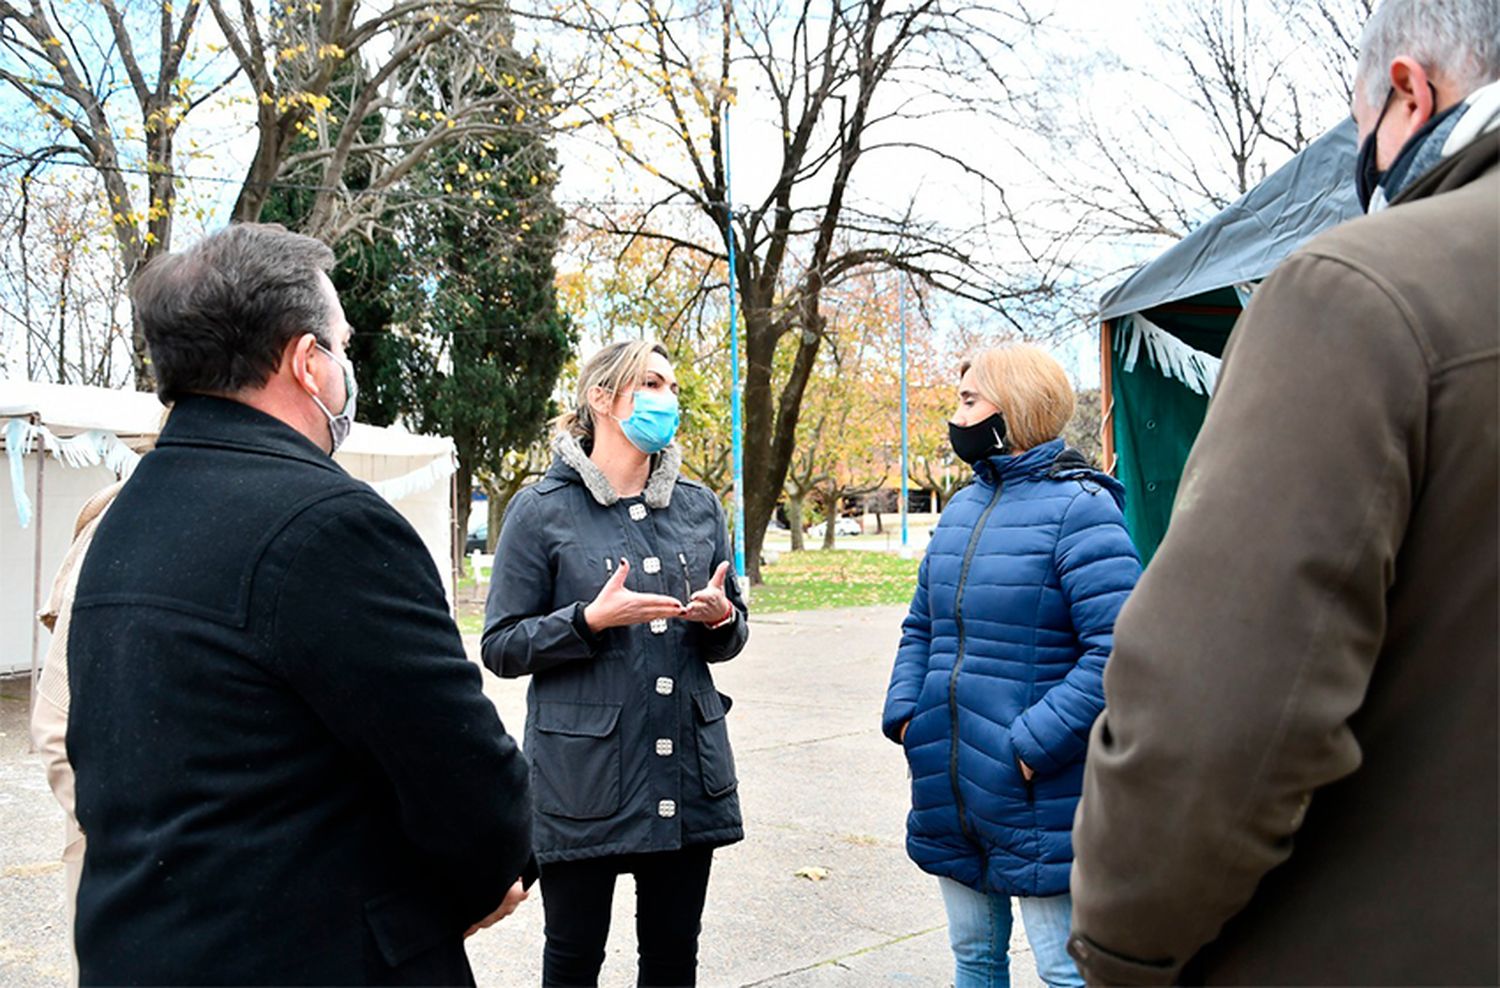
[1356,0,1500,108]
[133,223,337,402]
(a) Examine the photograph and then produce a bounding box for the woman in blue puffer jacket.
[883,344,1141,988]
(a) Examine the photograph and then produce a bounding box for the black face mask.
[1356,82,1453,211]
[1355,88,1396,211]
[949,412,1008,465]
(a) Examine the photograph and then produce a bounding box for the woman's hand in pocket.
[583,558,687,631]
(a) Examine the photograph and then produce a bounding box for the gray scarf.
[552,433,682,509]
[1374,80,1500,210]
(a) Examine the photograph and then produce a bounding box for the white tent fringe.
[5,412,454,524]
[1116,315,1222,396]
[366,455,456,503]
[39,428,142,477]
[4,418,143,527]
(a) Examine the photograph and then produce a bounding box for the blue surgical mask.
[616,389,679,454]
[311,343,358,452]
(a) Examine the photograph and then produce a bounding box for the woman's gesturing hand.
[583,558,688,632]
[683,561,735,625]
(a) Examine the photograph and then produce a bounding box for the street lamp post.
[725,104,746,584]
[899,276,910,548]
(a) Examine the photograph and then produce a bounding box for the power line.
[3,155,739,211]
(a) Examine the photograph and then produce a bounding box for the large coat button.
[655,677,674,695]
[649,618,668,634]
[658,799,677,818]
[643,556,662,574]
[655,738,674,757]
[629,504,648,521]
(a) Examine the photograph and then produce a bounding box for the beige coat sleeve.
[1066,254,1427,984]
[31,482,122,841]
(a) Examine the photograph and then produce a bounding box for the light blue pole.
[726,104,746,579]
[899,275,909,548]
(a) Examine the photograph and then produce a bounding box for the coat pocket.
[692,688,738,797]
[533,701,623,820]
[363,889,455,969]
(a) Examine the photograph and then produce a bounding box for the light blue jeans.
[938,878,1084,988]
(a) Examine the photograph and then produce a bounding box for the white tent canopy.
[2,380,458,678]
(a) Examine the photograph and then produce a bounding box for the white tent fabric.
[1116,315,1223,396]
[1,380,458,677]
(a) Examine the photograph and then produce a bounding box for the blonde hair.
[959,344,1075,452]
[554,339,671,440]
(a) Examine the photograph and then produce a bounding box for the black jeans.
[540,845,715,987]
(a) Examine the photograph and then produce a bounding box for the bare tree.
[1026,0,1356,260]
[478,440,552,552]
[1009,0,1364,322]
[0,0,231,384]
[781,411,827,553]
[1277,0,1375,107]
[0,0,565,387]
[561,0,1049,581]
[210,1,568,242]
[0,171,131,387]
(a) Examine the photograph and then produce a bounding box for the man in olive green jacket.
[1068,2,1500,984]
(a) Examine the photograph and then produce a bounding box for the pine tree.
[400,21,573,541]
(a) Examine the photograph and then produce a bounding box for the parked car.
[806,517,862,537]
[465,520,488,555]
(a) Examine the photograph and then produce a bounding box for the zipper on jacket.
[948,478,1005,846]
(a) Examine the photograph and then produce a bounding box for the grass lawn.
[751,549,919,614]
[453,548,919,633]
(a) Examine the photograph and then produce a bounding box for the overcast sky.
[3,0,1355,391]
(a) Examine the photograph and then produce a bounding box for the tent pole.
[449,468,460,620]
[28,413,45,752]
[1100,320,1116,475]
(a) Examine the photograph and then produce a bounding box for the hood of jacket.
[972,438,1126,510]
[548,432,682,509]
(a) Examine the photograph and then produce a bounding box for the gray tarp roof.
[1098,117,1362,321]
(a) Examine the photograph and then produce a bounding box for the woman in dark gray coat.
[482,340,748,987]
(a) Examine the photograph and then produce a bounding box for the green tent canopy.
[1098,119,1362,563]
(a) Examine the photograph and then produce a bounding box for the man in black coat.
[67,223,533,986]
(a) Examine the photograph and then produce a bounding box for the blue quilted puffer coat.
[882,439,1141,897]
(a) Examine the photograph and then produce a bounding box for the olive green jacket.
[1068,132,1499,985]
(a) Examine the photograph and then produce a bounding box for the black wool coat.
[481,437,748,864]
[68,396,532,987]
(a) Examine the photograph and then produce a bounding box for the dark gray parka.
[481,435,748,864]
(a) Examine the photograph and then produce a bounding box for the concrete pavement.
[0,605,1044,987]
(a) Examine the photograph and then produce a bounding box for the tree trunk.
[821,493,840,550]
[740,309,779,582]
[56,253,70,384]
[488,490,506,553]
[454,457,474,575]
[786,495,805,552]
[740,300,827,583]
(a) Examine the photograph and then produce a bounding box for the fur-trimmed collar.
[551,433,681,509]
